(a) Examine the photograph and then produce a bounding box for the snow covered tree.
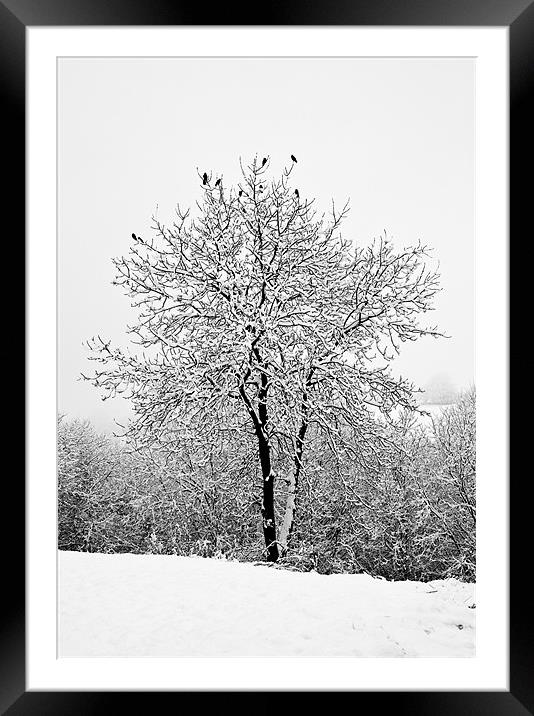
[424,387,476,578]
[85,156,442,561]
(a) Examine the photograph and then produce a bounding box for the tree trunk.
[278,416,308,555]
[239,348,279,562]
[278,472,297,556]
[258,436,279,562]
[278,375,313,555]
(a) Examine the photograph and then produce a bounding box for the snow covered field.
[59,551,475,657]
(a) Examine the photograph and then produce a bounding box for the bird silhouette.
[295,189,299,199]
[262,157,267,167]
[239,190,243,197]
[215,178,221,187]
[202,172,208,185]
[291,154,297,163]
[131,233,137,240]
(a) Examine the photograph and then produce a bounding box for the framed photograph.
[4,0,525,711]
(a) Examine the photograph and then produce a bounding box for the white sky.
[58,57,474,432]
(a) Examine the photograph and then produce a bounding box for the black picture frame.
[4,0,525,712]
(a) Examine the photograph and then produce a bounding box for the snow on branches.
[84,155,444,560]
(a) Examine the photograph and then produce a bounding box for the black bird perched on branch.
[131,233,137,240]
[295,189,299,199]
[215,178,221,187]
[202,172,208,185]
[262,157,267,167]
[291,154,297,163]
[238,190,243,197]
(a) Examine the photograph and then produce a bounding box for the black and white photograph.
[56,54,477,659]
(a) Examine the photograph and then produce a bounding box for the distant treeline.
[58,388,475,581]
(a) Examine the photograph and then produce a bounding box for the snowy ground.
[59,551,475,657]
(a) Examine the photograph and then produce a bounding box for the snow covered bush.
[58,388,475,581]
[421,387,476,579]
[57,416,131,552]
[286,390,475,580]
[57,415,260,557]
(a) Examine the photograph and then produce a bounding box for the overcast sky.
[58,57,474,432]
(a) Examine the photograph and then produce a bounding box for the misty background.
[58,57,474,432]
